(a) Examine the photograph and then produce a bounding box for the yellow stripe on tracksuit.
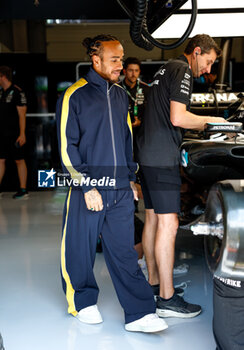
[127,111,133,136]
[116,83,132,135]
[60,79,87,316]
[127,112,139,173]
[60,187,78,315]
[60,78,88,182]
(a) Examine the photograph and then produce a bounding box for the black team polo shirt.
[137,55,193,169]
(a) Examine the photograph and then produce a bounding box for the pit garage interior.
[0,1,244,349]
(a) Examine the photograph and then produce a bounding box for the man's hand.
[132,116,141,128]
[170,101,229,131]
[84,188,103,211]
[16,134,26,147]
[206,117,227,125]
[130,181,138,201]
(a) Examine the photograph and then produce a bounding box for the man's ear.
[195,46,201,57]
[123,68,126,75]
[92,54,100,67]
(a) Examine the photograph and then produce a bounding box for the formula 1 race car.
[179,102,244,282]
[180,123,244,223]
[180,94,244,226]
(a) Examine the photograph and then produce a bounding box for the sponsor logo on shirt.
[136,88,145,105]
[6,90,14,103]
[20,92,27,104]
[180,72,191,96]
[154,68,166,78]
[150,80,159,86]
[180,84,190,91]
[182,79,190,86]
[180,89,189,96]
[158,68,166,76]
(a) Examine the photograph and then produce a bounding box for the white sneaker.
[173,263,189,275]
[125,313,168,333]
[75,305,103,324]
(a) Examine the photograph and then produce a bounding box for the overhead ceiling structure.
[0,0,193,51]
[0,0,188,23]
[119,0,195,50]
[1,0,244,52]
[0,0,125,20]
[153,0,244,38]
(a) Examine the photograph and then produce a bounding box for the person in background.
[120,57,150,255]
[120,57,150,132]
[56,34,167,333]
[137,34,227,318]
[0,66,28,199]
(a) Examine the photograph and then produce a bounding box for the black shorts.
[213,277,244,350]
[0,133,26,160]
[139,165,181,214]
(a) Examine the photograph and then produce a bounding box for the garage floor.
[0,191,216,350]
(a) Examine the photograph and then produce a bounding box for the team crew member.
[120,57,149,129]
[120,57,150,250]
[56,34,167,333]
[137,34,227,318]
[0,66,28,199]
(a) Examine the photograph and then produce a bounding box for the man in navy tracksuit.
[56,34,167,333]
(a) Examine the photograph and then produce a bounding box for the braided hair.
[82,34,118,58]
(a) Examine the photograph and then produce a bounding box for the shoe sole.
[125,323,168,333]
[13,194,29,200]
[156,308,201,318]
[75,316,103,324]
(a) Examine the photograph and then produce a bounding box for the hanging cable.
[116,0,198,50]
[129,0,154,51]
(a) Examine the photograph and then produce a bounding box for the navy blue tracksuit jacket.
[56,67,155,324]
[56,67,137,191]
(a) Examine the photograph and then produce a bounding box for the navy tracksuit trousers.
[61,187,156,324]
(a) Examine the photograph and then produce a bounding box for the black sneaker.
[13,189,29,199]
[156,293,201,318]
[151,284,184,297]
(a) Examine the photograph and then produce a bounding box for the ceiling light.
[152,13,244,38]
[181,0,244,9]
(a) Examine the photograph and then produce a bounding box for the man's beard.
[109,75,120,83]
